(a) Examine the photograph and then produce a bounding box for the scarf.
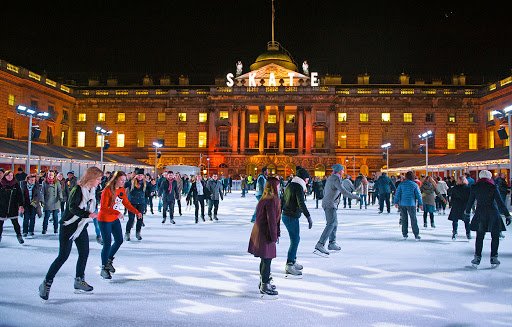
[64,185,96,240]
[479,178,495,186]
[0,177,17,188]
[196,180,204,195]
[291,176,307,192]
[167,178,174,192]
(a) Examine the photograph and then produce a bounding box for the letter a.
[268,72,276,86]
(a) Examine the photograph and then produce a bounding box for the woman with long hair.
[39,167,103,301]
[187,174,207,223]
[41,170,63,234]
[124,168,147,241]
[0,170,25,244]
[248,176,281,298]
[21,173,42,238]
[98,171,142,280]
[448,176,471,240]
[421,175,443,228]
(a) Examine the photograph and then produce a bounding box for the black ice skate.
[100,266,112,280]
[39,279,53,302]
[490,256,500,268]
[471,255,481,268]
[105,257,116,273]
[452,232,457,240]
[259,282,278,299]
[74,277,94,294]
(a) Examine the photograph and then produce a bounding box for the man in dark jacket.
[206,173,224,221]
[251,167,268,222]
[281,166,312,278]
[158,171,179,224]
[374,172,396,214]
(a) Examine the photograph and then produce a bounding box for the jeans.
[208,199,219,217]
[281,214,300,264]
[318,208,338,245]
[400,206,420,237]
[45,224,89,281]
[0,218,22,237]
[378,193,391,213]
[251,195,262,222]
[158,197,163,212]
[126,203,145,233]
[359,194,367,209]
[242,187,247,197]
[99,219,123,266]
[452,220,470,235]
[43,210,59,232]
[194,195,205,218]
[176,197,182,215]
[23,206,37,234]
[92,218,101,237]
[369,192,376,205]
[146,196,154,213]
[162,198,175,219]
[343,197,352,208]
[475,230,500,257]
[260,258,272,283]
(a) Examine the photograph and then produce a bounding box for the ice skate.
[313,243,329,257]
[328,242,341,251]
[452,232,457,240]
[259,282,278,299]
[74,277,94,294]
[39,279,52,302]
[105,257,116,273]
[136,231,142,241]
[100,266,112,280]
[17,235,24,244]
[124,232,130,241]
[471,255,481,268]
[466,232,472,240]
[284,263,303,279]
[415,235,421,241]
[293,262,303,270]
[402,235,408,240]
[170,218,176,224]
[490,256,500,268]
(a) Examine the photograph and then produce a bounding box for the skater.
[98,171,142,279]
[251,167,268,222]
[447,176,471,240]
[41,170,64,234]
[356,175,369,210]
[421,176,444,228]
[465,170,511,268]
[175,172,183,216]
[21,174,42,238]
[147,178,157,214]
[206,173,224,221]
[38,167,103,301]
[248,177,281,298]
[281,166,312,277]
[375,172,395,213]
[187,175,207,223]
[124,168,148,241]
[158,171,179,224]
[315,164,359,256]
[0,170,25,244]
[393,171,423,240]
[312,176,325,209]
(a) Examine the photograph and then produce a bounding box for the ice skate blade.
[40,299,48,304]
[260,293,279,300]
[491,264,500,269]
[471,264,479,269]
[284,274,303,279]
[74,290,94,294]
[313,250,329,257]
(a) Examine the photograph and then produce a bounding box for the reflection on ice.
[172,299,241,315]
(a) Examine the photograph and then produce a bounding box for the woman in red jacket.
[248,176,281,298]
[98,171,142,279]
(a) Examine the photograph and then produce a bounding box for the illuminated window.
[137,131,145,147]
[248,133,258,148]
[138,113,146,122]
[96,135,102,147]
[199,112,207,122]
[178,113,187,122]
[403,113,412,122]
[77,131,85,147]
[219,130,228,147]
[157,112,166,122]
[116,133,125,147]
[268,114,277,124]
[8,94,15,106]
[469,113,477,123]
[488,130,494,148]
[178,132,186,147]
[488,111,494,121]
[337,132,347,148]
[219,111,229,119]
[249,114,258,123]
[97,112,105,122]
[469,133,478,150]
[315,130,325,148]
[381,113,391,122]
[338,113,347,122]
[285,133,295,148]
[117,113,125,122]
[359,113,368,122]
[447,133,456,149]
[286,114,295,123]
[77,113,86,122]
[267,133,277,148]
[448,113,456,123]
[426,113,435,122]
[360,133,369,148]
[198,132,207,148]
[157,131,165,141]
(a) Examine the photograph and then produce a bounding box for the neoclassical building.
[1,41,512,178]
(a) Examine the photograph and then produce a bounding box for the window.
[77,113,86,122]
[488,130,495,148]
[198,132,207,148]
[285,133,295,148]
[426,113,435,122]
[8,94,15,106]
[138,113,146,122]
[96,135,103,147]
[469,113,477,123]
[315,130,325,148]
[178,113,187,122]
[137,131,145,147]
[117,133,125,147]
[7,118,14,138]
[469,133,478,150]
[447,133,456,149]
[31,100,38,109]
[381,113,391,122]
[98,112,106,122]
[178,132,186,147]
[199,112,207,122]
[448,113,456,123]
[219,131,228,147]
[337,132,347,148]
[338,113,347,122]
[77,131,85,147]
[62,110,69,123]
[404,133,411,149]
[248,133,258,148]
[267,133,277,148]
[403,113,412,123]
[48,105,55,118]
[488,111,495,121]
[157,131,165,142]
[360,113,368,122]
[360,133,369,148]
[61,129,68,146]
[316,111,326,122]
[249,114,258,123]
[286,114,295,123]
[219,111,229,119]
[268,114,277,124]
[157,112,166,122]
[117,113,125,122]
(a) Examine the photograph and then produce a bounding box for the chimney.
[107,77,118,86]
[143,75,153,86]
[179,75,189,85]
[399,73,410,85]
[357,73,370,85]
[88,78,99,87]
[432,78,443,86]
[160,75,171,86]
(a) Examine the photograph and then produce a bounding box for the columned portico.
[258,105,265,154]
[278,105,285,154]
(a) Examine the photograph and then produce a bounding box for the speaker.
[32,128,41,139]
[103,140,110,151]
[157,138,165,147]
[497,127,508,140]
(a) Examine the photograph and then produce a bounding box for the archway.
[314,163,326,177]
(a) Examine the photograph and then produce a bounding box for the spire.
[268,0,278,50]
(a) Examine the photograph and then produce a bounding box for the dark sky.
[1,0,510,85]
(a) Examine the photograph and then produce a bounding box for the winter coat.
[312,180,325,200]
[494,177,509,196]
[125,179,149,205]
[322,174,359,209]
[187,180,207,202]
[158,179,179,201]
[248,196,281,259]
[420,181,439,206]
[374,175,395,195]
[0,181,24,219]
[21,181,43,218]
[60,185,92,225]
[41,181,63,211]
[436,180,449,195]
[255,173,267,197]
[206,179,224,201]
[63,176,77,200]
[447,184,470,222]
[175,177,183,195]
[465,179,510,233]
[281,177,310,219]
[393,180,422,207]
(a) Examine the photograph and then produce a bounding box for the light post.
[418,130,433,176]
[207,157,210,177]
[381,143,391,174]
[152,140,163,177]
[95,126,112,171]
[16,105,50,173]
[493,105,512,183]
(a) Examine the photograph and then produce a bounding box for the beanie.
[332,164,344,173]
[478,170,492,180]
[296,168,310,180]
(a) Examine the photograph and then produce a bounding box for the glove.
[506,216,511,226]
[306,216,313,229]
[464,212,471,221]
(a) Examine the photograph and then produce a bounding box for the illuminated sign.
[226,71,319,87]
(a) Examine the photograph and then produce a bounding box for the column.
[298,107,304,154]
[240,107,246,153]
[278,106,285,154]
[258,105,265,155]
[305,106,312,154]
[208,107,216,152]
[231,107,239,153]
[328,107,336,152]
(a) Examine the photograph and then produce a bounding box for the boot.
[452,232,457,240]
[285,262,303,278]
[314,243,329,257]
[17,235,24,244]
[100,266,112,279]
[293,262,303,270]
[170,218,176,224]
[471,255,481,267]
[466,232,472,240]
[430,218,435,228]
[490,256,500,267]
[39,279,53,300]
[124,232,130,241]
[213,215,218,221]
[161,218,166,223]
[328,241,341,251]
[74,277,94,293]
[136,231,142,240]
[105,257,116,273]
[260,282,278,296]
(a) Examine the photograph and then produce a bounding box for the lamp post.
[16,105,50,173]
[493,105,512,183]
[207,157,210,177]
[152,140,163,177]
[95,126,112,171]
[418,130,433,176]
[381,143,391,174]
[353,155,356,176]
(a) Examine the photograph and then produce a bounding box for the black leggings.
[259,258,272,283]
[0,218,22,237]
[423,212,434,224]
[475,231,500,257]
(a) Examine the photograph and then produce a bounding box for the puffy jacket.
[281,177,310,219]
[0,182,24,218]
[393,180,423,207]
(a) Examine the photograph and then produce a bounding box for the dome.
[249,43,298,72]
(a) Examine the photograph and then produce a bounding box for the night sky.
[1,1,510,85]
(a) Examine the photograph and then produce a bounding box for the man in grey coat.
[206,173,224,221]
[314,164,360,256]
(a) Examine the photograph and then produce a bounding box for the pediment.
[236,63,309,86]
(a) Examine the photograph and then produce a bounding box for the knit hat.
[332,164,344,173]
[135,168,145,175]
[478,170,492,180]
[296,167,310,180]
